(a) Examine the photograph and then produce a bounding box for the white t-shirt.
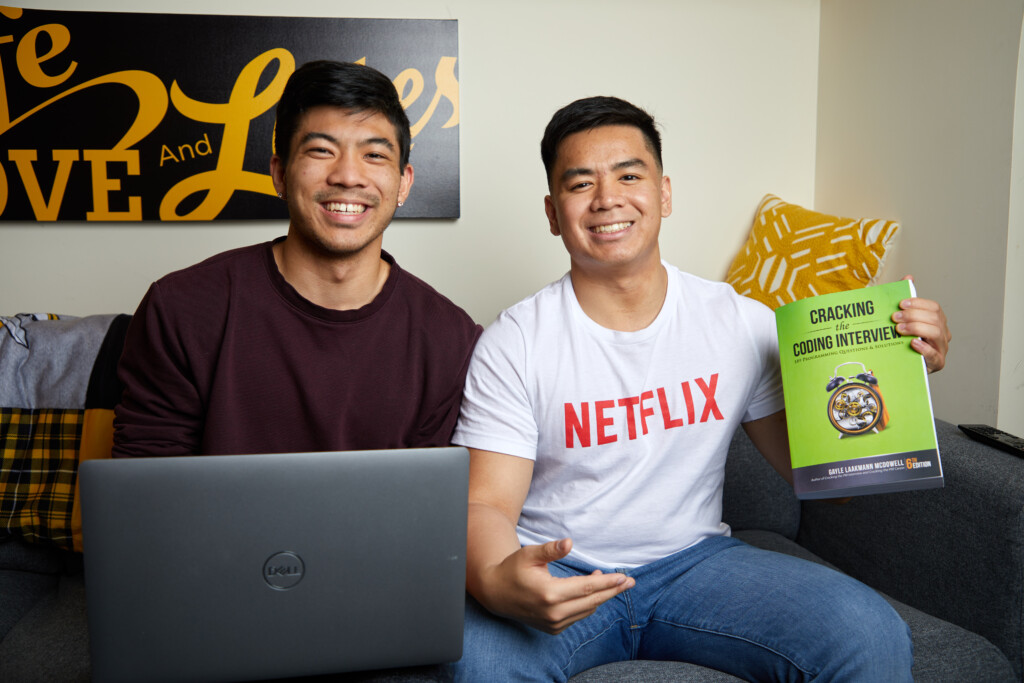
[453,263,784,567]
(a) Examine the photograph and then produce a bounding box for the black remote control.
[958,424,1024,459]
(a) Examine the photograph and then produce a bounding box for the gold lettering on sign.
[395,56,459,137]
[84,149,142,221]
[0,10,169,220]
[160,134,214,166]
[7,149,78,220]
[16,22,76,88]
[160,48,293,220]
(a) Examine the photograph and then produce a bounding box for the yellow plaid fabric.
[1,313,129,552]
[1,408,83,550]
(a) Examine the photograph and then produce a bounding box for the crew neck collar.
[262,237,400,323]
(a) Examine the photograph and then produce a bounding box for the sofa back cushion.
[722,426,800,540]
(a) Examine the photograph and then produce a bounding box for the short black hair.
[540,96,663,187]
[274,60,411,168]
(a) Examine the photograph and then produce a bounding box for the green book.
[775,280,943,499]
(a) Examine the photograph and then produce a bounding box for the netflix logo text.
[564,374,725,448]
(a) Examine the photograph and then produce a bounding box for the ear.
[660,175,673,218]
[397,164,415,205]
[270,155,286,197]
[544,195,560,236]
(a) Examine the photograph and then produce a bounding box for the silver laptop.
[80,447,468,683]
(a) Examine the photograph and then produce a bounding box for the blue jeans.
[453,536,912,682]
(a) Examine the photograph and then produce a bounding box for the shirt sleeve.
[740,297,785,422]
[112,282,205,457]
[451,313,540,460]
[411,320,483,448]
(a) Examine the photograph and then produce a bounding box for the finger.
[900,299,944,317]
[896,305,949,342]
[895,318,947,372]
[910,336,946,373]
[895,316,947,367]
[897,298,949,334]
[536,574,636,634]
[530,571,634,612]
[892,298,951,371]
[551,579,636,632]
[560,573,635,610]
[535,569,634,603]
[895,298,944,327]
[528,537,573,565]
[894,318,942,341]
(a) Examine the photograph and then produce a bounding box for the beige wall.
[1,0,820,326]
[1003,17,1024,437]
[5,0,1021,433]
[815,0,1024,434]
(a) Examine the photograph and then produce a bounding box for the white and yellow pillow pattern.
[726,194,899,310]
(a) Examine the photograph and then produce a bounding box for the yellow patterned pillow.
[726,194,899,310]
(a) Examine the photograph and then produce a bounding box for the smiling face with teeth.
[271,106,413,264]
[544,124,672,279]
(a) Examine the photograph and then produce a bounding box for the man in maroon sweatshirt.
[113,60,480,459]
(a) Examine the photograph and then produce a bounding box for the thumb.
[530,537,572,565]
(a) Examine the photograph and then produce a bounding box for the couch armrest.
[797,419,1024,678]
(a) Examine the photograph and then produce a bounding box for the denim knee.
[809,588,913,682]
[453,595,562,683]
[454,588,632,683]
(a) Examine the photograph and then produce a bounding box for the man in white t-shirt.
[451,96,951,682]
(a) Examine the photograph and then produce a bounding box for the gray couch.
[2,421,1019,682]
[1,314,1020,681]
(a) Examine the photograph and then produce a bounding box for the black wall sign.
[0,7,460,221]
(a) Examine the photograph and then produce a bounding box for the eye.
[306,146,333,158]
[569,181,592,191]
[620,174,640,182]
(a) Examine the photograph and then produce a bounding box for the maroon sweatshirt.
[113,240,481,457]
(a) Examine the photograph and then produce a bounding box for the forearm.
[465,501,523,603]
[742,410,793,485]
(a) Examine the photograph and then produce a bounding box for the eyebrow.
[299,132,396,151]
[559,157,648,183]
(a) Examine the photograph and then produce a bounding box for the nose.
[590,178,623,211]
[326,149,367,188]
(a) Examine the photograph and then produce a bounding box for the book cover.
[775,280,943,499]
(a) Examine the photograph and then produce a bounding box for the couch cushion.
[735,530,1015,683]
[0,567,58,644]
[570,659,742,682]
[0,536,84,646]
[725,194,899,309]
[0,568,90,683]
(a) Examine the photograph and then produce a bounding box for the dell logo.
[263,552,305,590]
[267,565,301,577]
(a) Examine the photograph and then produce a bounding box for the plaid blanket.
[0,313,130,552]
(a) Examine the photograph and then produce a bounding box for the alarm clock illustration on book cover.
[825,361,890,437]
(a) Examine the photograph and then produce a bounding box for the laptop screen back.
[80,447,468,683]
